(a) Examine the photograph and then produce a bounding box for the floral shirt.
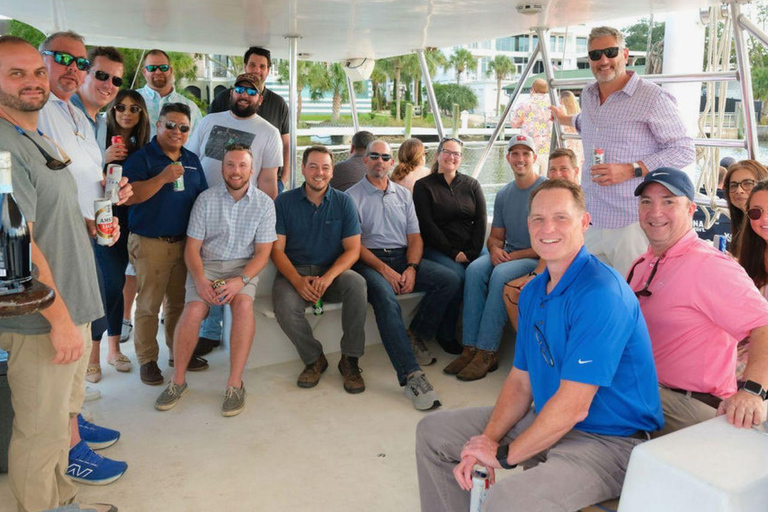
[510,93,552,158]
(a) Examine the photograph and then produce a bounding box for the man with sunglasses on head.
[552,26,694,277]
[138,49,202,135]
[123,103,209,387]
[629,168,768,434]
[0,36,121,512]
[417,179,663,512]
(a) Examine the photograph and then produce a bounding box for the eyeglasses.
[441,149,463,158]
[367,152,392,161]
[41,50,90,71]
[114,103,142,114]
[729,179,757,192]
[145,64,170,73]
[748,207,767,220]
[626,256,663,298]
[93,70,123,87]
[163,121,190,133]
[534,324,554,367]
[588,46,621,61]
[234,85,259,96]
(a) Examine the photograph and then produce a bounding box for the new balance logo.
[66,464,93,478]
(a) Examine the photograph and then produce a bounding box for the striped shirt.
[574,72,695,229]
[137,85,203,136]
[187,182,277,261]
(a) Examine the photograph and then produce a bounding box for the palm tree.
[449,48,477,86]
[308,62,364,122]
[400,49,447,109]
[486,55,516,116]
[376,57,404,120]
[276,60,317,119]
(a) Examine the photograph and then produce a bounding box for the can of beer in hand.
[713,234,728,253]
[312,298,324,316]
[105,164,122,204]
[172,161,185,192]
[593,148,605,165]
[94,198,114,246]
[111,135,124,146]
[212,279,226,290]
[469,465,489,512]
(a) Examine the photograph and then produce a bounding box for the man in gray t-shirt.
[330,130,374,191]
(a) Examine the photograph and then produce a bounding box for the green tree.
[486,55,515,116]
[622,18,666,52]
[9,19,45,47]
[432,83,477,113]
[308,62,364,122]
[399,49,447,110]
[276,59,318,119]
[448,47,477,85]
[376,57,405,120]
[370,61,389,111]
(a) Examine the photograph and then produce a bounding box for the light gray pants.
[415,407,644,512]
[272,265,367,364]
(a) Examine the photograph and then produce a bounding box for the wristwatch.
[240,274,251,285]
[739,380,767,400]
[632,162,643,178]
[495,444,517,470]
[406,263,420,273]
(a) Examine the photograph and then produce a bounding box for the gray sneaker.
[155,381,188,411]
[409,331,436,366]
[404,371,441,411]
[222,385,246,417]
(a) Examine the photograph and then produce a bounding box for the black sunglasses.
[234,85,259,96]
[145,64,170,73]
[16,128,71,170]
[163,121,190,133]
[588,46,621,61]
[41,50,90,71]
[534,324,554,367]
[367,152,392,162]
[748,207,766,221]
[626,256,663,298]
[114,103,142,114]
[93,70,123,87]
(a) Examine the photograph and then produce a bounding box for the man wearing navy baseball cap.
[629,167,768,434]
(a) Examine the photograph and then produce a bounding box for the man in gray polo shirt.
[154,144,276,417]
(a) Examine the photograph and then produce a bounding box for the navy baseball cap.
[634,167,695,201]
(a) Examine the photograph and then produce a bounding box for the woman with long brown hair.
[391,138,430,192]
[723,159,768,253]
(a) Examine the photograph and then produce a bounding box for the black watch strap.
[406,262,420,272]
[740,380,768,400]
[496,444,517,470]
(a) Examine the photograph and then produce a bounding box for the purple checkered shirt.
[574,71,695,229]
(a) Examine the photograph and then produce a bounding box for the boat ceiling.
[0,0,718,61]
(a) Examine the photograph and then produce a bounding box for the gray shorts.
[185,259,258,304]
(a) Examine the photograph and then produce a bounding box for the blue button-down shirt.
[345,177,419,249]
[275,184,361,267]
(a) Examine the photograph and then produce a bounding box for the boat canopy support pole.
[287,35,299,190]
[535,27,564,150]
[730,2,759,159]
[471,42,541,179]
[347,75,360,133]
[417,49,445,140]
[739,11,768,49]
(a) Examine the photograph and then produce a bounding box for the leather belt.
[155,236,185,243]
[667,387,722,409]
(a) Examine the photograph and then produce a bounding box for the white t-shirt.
[38,96,104,219]
[185,111,282,188]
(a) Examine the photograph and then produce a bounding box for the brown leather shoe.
[338,355,366,394]
[443,346,476,375]
[140,361,164,386]
[297,353,328,388]
[457,349,498,381]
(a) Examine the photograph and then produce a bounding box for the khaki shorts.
[185,259,258,303]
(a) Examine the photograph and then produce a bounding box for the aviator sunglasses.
[163,121,190,133]
[145,64,170,73]
[587,46,621,61]
[93,70,123,87]
[114,103,143,114]
[367,152,392,161]
[234,85,259,96]
[41,50,90,71]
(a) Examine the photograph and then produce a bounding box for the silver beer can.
[469,465,489,512]
[105,164,122,204]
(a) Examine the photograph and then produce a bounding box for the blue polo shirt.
[515,246,664,436]
[275,184,361,267]
[123,137,208,237]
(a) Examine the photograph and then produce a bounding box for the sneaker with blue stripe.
[77,414,120,450]
[67,440,128,485]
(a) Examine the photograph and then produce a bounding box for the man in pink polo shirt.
[629,167,768,434]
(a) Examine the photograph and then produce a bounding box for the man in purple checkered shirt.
[552,26,695,276]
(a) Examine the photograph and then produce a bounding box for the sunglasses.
[114,103,142,114]
[748,207,766,220]
[367,152,392,161]
[534,324,554,367]
[9,122,72,170]
[163,121,190,133]
[145,64,170,73]
[588,46,621,61]
[234,85,259,96]
[41,50,90,71]
[93,70,123,87]
[626,256,663,298]
[729,179,757,192]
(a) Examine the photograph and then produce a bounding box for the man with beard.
[138,49,202,135]
[154,144,276,417]
[0,36,119,512]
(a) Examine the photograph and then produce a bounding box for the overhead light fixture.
[516,4,543,15]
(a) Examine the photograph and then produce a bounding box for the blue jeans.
[199,305,224,340]
[462,254,538,351]
[422,247,467,343]
[354,248,460,385]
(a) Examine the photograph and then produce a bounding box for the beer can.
[105,164,122,204]
[111,135,124,146]
[172,162,185,192]
[312,298,324,316]
[593,148,605,165]
[212,279,227,290]
[469,465,489,512]
[713,234,727,253]
[94,198,114,246]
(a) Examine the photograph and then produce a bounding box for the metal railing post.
[731,2,759,159]
[287,35,299,189]
[417,49,445,140]
[535,27,564,149]
[346,74,360,133]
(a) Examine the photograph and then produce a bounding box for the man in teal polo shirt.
[271,146,367,393]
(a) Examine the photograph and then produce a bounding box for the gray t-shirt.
[492,175,546,251]
[0,121,102,334]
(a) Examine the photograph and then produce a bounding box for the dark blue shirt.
[123,137,208,237]
[515,246,664,436]
[275,184,361,266]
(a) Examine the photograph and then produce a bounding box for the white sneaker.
[404,371,441,411]
[119,319,132,343]
[84,386,101,402]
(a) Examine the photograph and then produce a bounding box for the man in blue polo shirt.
[416,179,663,512]
[124,102,208,386]
[271,146,367,393]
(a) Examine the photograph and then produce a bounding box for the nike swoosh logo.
[578,359,593,364]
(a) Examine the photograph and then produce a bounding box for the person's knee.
[341,271,367,299]
[483,480,553,512]
[230,296,254,318]
[184,301,209,321]
[415,411,445,455]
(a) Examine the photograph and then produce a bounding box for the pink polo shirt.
[627,230,768,398]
